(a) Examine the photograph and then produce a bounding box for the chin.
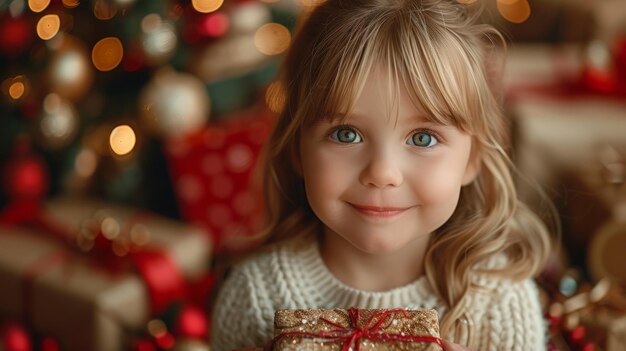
[351,237,408,255]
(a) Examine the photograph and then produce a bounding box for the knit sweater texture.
[211,236,546,351]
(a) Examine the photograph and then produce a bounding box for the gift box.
[164,108,273,252]
[270,308,443,351]
[0,196,212,351]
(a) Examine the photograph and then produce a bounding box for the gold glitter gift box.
[270,308,443,351]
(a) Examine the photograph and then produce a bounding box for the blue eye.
[329,127,362,144]
[408,131,438,147]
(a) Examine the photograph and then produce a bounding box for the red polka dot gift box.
[164,109,272,252]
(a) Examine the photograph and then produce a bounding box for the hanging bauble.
[48,35,94,101]
[35,93,79,150]
[229,1,271,35]
[140,14,177,66]
[172,339,211,351]
[40,338,60,351]
[139,68,209,137]
[1,322,32,351]
[191,33,264,81]
[0,15,33,58]
[1,139,48,201]
[175,305,208,339]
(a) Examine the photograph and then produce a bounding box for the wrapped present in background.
[544,278,626,351]
[0,196,212,351]
[269,308,443,351]
[164,107,273,252]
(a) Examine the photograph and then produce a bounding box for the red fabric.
[164,109,273,252]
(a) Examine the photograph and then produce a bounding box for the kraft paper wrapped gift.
[270,308,443,351]
[0,196,212,351]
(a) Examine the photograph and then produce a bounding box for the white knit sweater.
[211,236,546,351]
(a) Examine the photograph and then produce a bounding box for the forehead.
[325,65,442,126]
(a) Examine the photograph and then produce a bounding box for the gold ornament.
[139,68,210,137]
[48,35,94,101]
[36,93,79,150]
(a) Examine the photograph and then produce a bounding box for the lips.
[348,203,411,218]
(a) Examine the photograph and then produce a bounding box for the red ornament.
[131,339,157,351]
[40,338,60,351]
[200,13,229,38]
[176,304,209,339]
[1,139,48,201]
[0,15,33,57]
[154,332,175,349]
[1,322,32,351]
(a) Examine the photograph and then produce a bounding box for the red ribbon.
[265,308,443,351]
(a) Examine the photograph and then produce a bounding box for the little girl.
[211,0,552,350]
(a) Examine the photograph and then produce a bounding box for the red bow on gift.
[265,308,443,351]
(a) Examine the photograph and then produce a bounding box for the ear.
[461,141,481,186]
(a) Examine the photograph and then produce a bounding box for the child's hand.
[442,340,471,351]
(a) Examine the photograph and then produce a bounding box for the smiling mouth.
[348,203,412,218]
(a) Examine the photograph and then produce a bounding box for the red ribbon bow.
[266,308,442,351]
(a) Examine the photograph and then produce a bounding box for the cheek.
[301,147,355,204]
[409,159,467,205]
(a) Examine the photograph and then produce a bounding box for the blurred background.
[0,0,625,350]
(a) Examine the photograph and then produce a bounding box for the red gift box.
[164,108,273,252]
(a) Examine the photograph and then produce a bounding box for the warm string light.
[92,37,124,71]
[3,76,30,101]
[28,0,50,13]
[37,14,61,40]
[62,0,80,9]
[265,80,286,113]
[454,0,532,24]
[75,148,98,177]
[93,0,117,20]
[496,0,531,24]
[192,0,223,13]
[254,23,291,56]
[109,124,136,156]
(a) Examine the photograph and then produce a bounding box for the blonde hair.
[260,0,552,345]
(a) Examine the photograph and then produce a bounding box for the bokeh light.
[62,0,80,8]
[9,82,25,100]
[191,0,223,14]
[254,23,291,56]
[148,320,167,338]
[37,14,61,40]
[49,37,93,101]
[265,80,286,113]
[29,0,50,13]
[39,93,78,149]
[3,76,30,101]
[75,147,98,177]
[201,13,229,38]
[92,37,123,71]
[93,0,117,20]
[109,124,136,155]
[141,13,161,33]
[497,0,531,24]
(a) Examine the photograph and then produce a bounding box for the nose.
[358,148,404,188]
